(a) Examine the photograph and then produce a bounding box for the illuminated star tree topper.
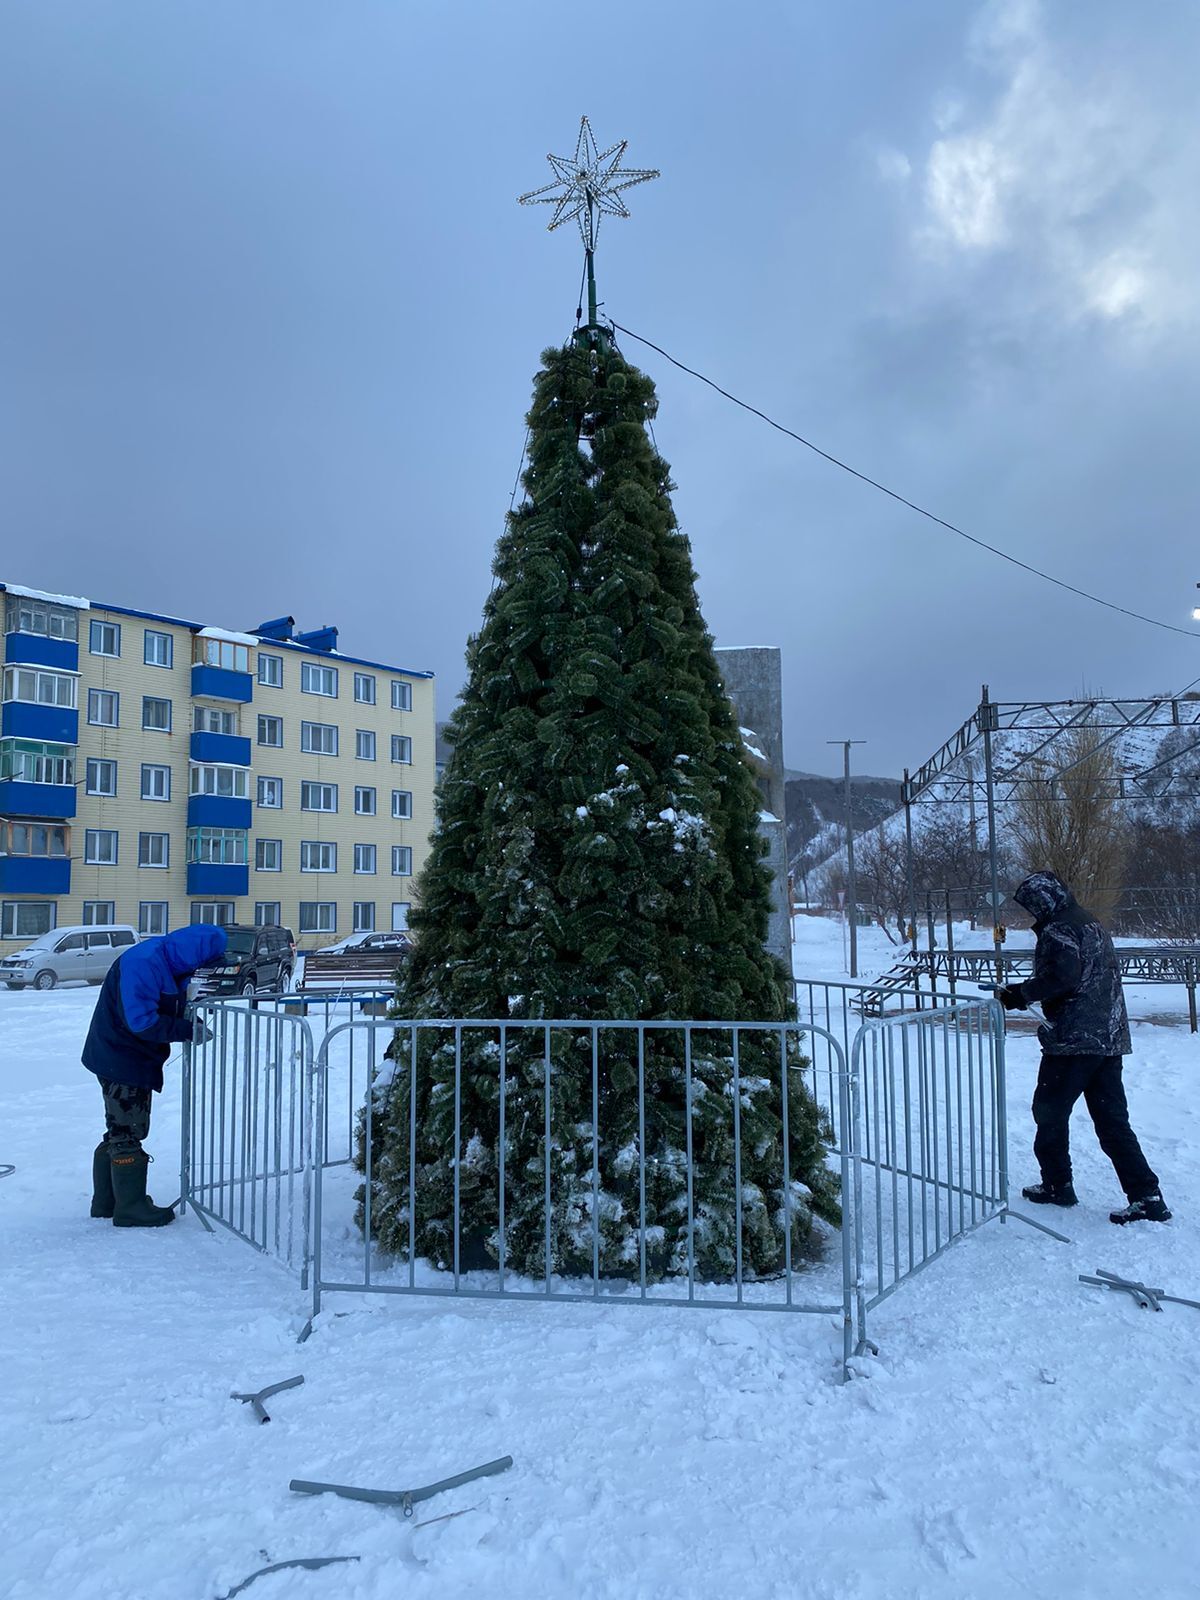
[519,116,659,335]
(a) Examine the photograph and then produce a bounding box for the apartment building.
[0,582,435,948]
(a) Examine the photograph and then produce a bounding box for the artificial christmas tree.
[356,120,838,1282]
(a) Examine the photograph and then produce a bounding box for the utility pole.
[828,740,866,978]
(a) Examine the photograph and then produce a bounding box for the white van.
[0,925,138,990]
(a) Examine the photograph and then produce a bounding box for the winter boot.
[1021,1181,1078,1208]
[90,1141,115,1218]
[1109,1192,1171,1225]
[109,1145,174,1228]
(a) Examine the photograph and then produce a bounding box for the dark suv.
[195,924,295,997]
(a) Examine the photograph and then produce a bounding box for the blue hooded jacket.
[82,925,228,1091]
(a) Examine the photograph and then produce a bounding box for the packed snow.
[1,913,1198,1599]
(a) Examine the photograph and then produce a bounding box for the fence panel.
[850,999,1005,1350]
[180,998,316,1274]
[310,1018,855,1363]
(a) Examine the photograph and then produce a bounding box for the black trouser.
[99,1079,153,1148]
[1031,1054,1158,1200]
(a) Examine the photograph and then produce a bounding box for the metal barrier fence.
[180,993,1010,1374]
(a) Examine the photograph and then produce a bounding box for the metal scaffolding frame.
[892,686,1200,994]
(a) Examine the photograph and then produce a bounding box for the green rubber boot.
[110,1145,174,1228]
[90,1141,115,1218]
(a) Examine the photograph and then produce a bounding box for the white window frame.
[1,901,56,938]
[301,662,338,698]
[139,901,169,936]
[191,902,236,926]
[89,619,121,657]
[86,758,117,797]
[392,845,413,877]
[354,672,376,705]
[300,840,337,873]
[391,680,412,711]
[391,789,413,820]
[189,764,250,799]
[353,900,376,933]
[257,776,283,809]
[299,901,336,934]
[300,721,338,756]
[257,714,284,748]
[257,652,283,688]
[354,786,377,816]
[355,729,376,761]
[141,763,171,802]
[144,629,173,668]
[354,843,377,875]
[300,781,337,813]
[194,705,237,735]
[255,838,282,873]
[391,902,411,931]
[142,696,172,732]
[254,900,282,926]
[87,688,118,727]
[138,832,170,869]
[82,900,116,926]
[186,827,248,866]
[84,829,119,866]
[3,666,78,710]
[4,596,77,641]
[391,734,412,764]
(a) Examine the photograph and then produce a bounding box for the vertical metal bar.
[637,1027,647,1299]
[888,1028,900,1286]
[903,776,920,1006]
[299,1020,313,1291]
[901,1024,915,1271]
[217,1008,228,1224]
[498,1025,507,1294]
[408,1024,417,1290]
[872,1029,883,1298]
[945,889,957,1002]
[993,1002,1009,1209]
[453,1024,462,1293]
[544,1024,552,1294]
[732,1027,743,1303]
[926,893,938,1003]
[967,1005,978,1224]
[310,1038,324,1325]
[684,1026,695,1303]
[836,1036,854,1375]
[249,1009,260,1246]
[780,1027,792,1306]
[954,1005,966,1233]
[179,1038,192,1217]
[851,1035,868,1357]
[363,1021,373,1289]
[590,1027,600,1296]
[916,1021,929,1262]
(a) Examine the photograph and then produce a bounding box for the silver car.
[0,925,138,990]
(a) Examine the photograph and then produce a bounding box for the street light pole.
[829,739,866,978]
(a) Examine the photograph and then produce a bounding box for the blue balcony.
[186,862,249,897]
[190,731,251,767]
[191,665,253,703]
[1,703,79,745]
[0,780,77,819]
[0,855,71,893]
[187,794,252,829]
[3,634,79,672]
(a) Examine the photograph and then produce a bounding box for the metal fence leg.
[179,1040,191,1217]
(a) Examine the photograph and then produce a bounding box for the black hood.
[1013,871,1075,923]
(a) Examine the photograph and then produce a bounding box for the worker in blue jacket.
[82,924,227,1227]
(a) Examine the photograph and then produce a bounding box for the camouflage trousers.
[99,1079,153,1147]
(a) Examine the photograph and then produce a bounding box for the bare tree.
[1010,721,1126,923]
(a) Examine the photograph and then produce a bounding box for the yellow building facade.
[1,582,435,949]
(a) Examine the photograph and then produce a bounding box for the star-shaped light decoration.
[519,116,658,253]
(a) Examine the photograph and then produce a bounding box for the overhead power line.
[609,320,1198,643]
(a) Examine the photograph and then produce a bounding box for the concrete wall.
[714,645,792,972]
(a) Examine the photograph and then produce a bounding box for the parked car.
[192,924,295,997]
[1,925,138,991]
[320,930,414,956]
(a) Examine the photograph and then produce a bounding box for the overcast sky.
[3,0,1199,776]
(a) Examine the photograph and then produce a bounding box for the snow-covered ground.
[2,918,1198,1600]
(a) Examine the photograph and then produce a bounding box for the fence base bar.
[312,1279,843,1316]
[216,1556,360,1600]
[291,1455,514,1518]
[230,1374,305,1424]
[1002,1206,1073,1244]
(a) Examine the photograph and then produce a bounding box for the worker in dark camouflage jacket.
[998,871,1170,1224]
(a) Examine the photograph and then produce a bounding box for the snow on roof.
[2,582,90,609]
[196,625,260,647]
